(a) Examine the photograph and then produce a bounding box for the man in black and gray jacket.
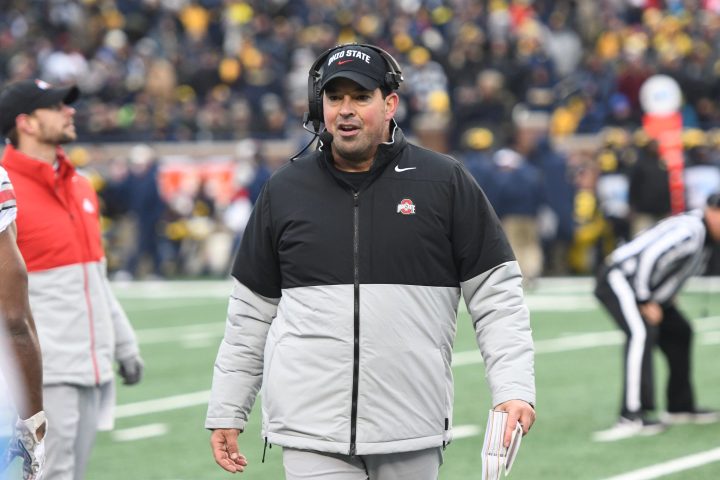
[205,43,536,479]
[593,193,720,442]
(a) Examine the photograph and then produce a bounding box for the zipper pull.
[443,417,449,450]
[262,437,268,463]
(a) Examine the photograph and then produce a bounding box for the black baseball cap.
[0,79,79,135]
[320,45,389,92]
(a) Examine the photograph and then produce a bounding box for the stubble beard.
[40,128,76,146]
[332,128,384,167]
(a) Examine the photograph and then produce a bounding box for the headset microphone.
[319,130,333,146]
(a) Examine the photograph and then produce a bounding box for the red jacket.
[2,145,138,386]
[4,146,104,272]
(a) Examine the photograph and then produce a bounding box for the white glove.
[4,414,46,480]
[118,354,144,385]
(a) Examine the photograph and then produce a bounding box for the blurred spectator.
[568,157,611,274]
[595,128,634,247]
[486,145,545,286]
[628,135,672,236]
[117,144,166,280]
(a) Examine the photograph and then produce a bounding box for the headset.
[303,43,404,135]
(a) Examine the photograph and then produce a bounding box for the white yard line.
[115,329,632,419]
[122,298,221,313]
[451,424,481,439]
[111,423,169,442]
[126,317,720,416]
[600,447,720,480]
[136,323,224,344]
[453,331,624,366]
[115,390,210,419]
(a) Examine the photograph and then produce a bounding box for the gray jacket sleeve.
[100,261,140,362]
[205,278,279,431]
[462,261,536,407]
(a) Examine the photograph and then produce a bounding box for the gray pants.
[44,384,105,480]
[283,446,443,480]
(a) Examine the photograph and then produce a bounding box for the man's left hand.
[118,354,144,385]
[493,399,535,447]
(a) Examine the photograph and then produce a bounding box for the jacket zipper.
[349,191,360,455]
[67,177,101,385]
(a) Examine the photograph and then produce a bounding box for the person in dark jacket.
[593,193,720,442]
[206,44,536,479]
[628,137,671,236]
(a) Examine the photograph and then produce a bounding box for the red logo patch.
[396,198,416,215]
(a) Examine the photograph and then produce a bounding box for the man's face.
[322,78,397,170]
[27,102,77,145]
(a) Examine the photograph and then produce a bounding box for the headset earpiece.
[306,69,323,133]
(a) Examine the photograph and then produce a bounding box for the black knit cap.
[0,79,79,134]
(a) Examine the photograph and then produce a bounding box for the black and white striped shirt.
[0,165,17,233]
[608,210,710,304]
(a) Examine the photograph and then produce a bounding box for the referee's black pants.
[594,266,695,418]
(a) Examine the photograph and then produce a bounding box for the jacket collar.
[2,144,75,187]
[320,119,407,174]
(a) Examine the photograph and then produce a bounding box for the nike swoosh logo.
[395,166,417,173]
[338,60,353,65]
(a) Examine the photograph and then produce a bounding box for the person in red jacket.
[0,79,143,480]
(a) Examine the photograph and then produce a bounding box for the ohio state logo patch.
[396,198,416,215]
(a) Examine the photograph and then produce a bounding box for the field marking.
[111,423,169,442]
[115,390,210,419]
[135,316,720,347]
[136,323,224,344]
[115,330,628,419]
[452,424,481,439]
[453,331,623,366]
[117,317,720,419]
[111,277,720,297]
[123,298,221,313]
[601,446,720,480]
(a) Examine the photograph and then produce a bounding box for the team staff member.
[0,165,45,479]
[0,79,144,480]
[593,193,720,442]
[206,44,536,479]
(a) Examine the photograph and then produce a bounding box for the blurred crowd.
[5,0,720,144]
[3,0,720,279]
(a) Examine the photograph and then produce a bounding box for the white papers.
[481,409,523,479]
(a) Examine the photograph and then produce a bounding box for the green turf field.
[83,278,720,479]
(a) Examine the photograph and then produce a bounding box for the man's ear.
[384,92,399,120]
[15,114,35,136]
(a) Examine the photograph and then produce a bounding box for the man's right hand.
[639,302,663,326]
[210,428,247,473]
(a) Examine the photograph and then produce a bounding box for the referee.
[593,193,720,442]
